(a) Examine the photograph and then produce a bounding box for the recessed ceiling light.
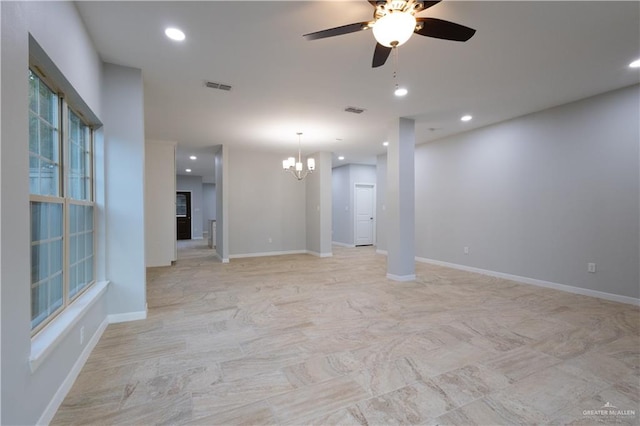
[461,115,472,122]
[338,156,345,161]
[383,141,389,146]
[165,27,185,41]
[185,168,192,173]
[394,87,408,97]
[189,155,197,160]
[629,58,640,68]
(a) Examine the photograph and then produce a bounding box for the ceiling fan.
[303,0,476,68]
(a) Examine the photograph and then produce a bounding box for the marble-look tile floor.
[52,241,639,425]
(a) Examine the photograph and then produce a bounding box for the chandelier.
[282,132,315,180]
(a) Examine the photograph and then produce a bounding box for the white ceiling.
[175,145,218,179]
[76,1,640,168]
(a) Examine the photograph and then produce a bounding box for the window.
[68,109,92,200]
[29,70,60,196]
[30,201,64,329]
[29,69,95,333]
[176,193,188,216]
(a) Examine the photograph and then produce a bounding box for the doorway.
[176,191,192,240]
[354,183,375,246]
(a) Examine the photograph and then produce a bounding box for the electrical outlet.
[268,237,272,243]
[463,246,469,255]
[80,326,85,345]
[588,263,596,273]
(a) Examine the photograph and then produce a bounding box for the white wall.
[1,2,108,424]
[332,165,350,245]
[177,175,204,239]
[203,183,217,230]
[146,141,176,267]
[376,154,388,252]
[103,63,147,318]
[306,152,333,257]
[331,164,377,246]
[215,145,229,261]
[415,85,640,300]
[228,148,306,256]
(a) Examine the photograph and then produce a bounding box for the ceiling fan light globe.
[372,12,416,48]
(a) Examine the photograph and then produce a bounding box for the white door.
[355,184,375,246]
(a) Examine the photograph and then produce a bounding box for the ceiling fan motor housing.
[375,0,424,19]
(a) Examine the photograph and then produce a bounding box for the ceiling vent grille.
[344,106,365,114]
[205,81,232,91]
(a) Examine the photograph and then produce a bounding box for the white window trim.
[29,66,98,335]
[28,34,105,368]
[30,280,109,373]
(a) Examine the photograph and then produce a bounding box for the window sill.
[30,280,109,373]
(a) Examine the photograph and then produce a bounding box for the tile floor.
[52,241,639,425]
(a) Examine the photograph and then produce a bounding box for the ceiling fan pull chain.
[393,46,399,89]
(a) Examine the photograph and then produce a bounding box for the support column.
[386,117,415,281]
[306,151,333,257]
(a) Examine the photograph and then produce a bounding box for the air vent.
[344,106,365,114]
[205,81,232,91]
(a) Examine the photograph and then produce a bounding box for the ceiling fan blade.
[415,17,476,42]
[372,43,392,68]
[303,22,370,41]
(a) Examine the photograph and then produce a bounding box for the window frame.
[29,67,97,336]
[29,69,62,197]
[66,105,94,202]
[29,195,65,331]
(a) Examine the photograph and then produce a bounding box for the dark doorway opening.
[176,191,192,240]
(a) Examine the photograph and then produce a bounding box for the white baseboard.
[386,273,416,282]
[146,260,172,267]
[192,237,204,240]
[36,317,109,426]
[107,310,147,324]
[307,251,333,258]
[213,252,229,263]
[376,249,388,255]
[415,256,640,306]
[229,250,307,259]
[332,241,355,248]
[230,250,337,260]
